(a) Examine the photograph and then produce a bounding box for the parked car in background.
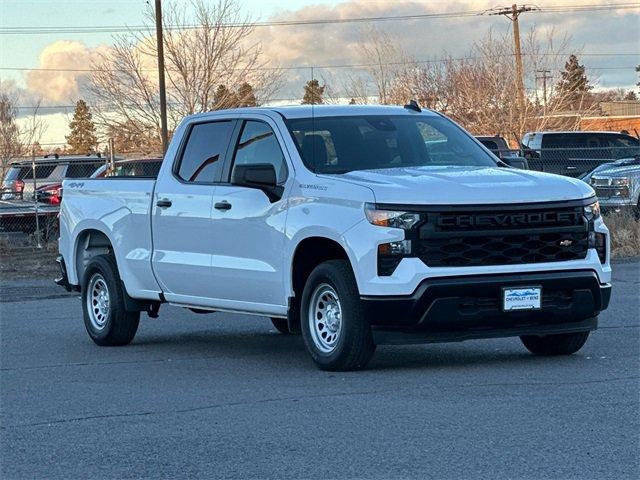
[475,135,529,169]
[1,154,112,200]
[521,131,640,178]
[33,158,163,205]
[581,157,640,214]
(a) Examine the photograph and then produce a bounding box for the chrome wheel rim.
[87,273,110,330]
[308,283,342,353]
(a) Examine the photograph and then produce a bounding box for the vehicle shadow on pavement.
[128,327,569,373]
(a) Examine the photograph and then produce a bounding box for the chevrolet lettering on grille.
[437,211,580,229]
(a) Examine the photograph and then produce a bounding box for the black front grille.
[416,204,589,268]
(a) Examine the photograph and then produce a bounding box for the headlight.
[611,177,630,187]
[584,201,601,220]
[364,203,421,229]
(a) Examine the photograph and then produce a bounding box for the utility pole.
[108,137,115,170]
[154,0,169,154]
[535,69,552,107]
[485,4,539,114]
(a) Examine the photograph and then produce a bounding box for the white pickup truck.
[57,105,611,371]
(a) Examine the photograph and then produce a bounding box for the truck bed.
[59,178,160,298]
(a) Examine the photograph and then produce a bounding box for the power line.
[485,4,539,115]
[0,3,638,34]
[2,56,637,74]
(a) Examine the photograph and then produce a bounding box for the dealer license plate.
[503,287,542,311]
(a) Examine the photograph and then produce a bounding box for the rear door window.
[15,165,56,179]
[65,162,104,178]
[176,121,235,183]
[541,133,587,149]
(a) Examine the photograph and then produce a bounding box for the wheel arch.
[72,226,116,286]
[288,235,357,332]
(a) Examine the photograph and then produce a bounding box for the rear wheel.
[82,254,139,346]
[520,330,590,355]
[301,260,375,371]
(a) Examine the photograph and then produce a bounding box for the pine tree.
[0,94,21,174]
[301,80,325,105]
[556,55,592,110]
[237,83,257,107]
[212,85,238,110]
[66,100,97,154]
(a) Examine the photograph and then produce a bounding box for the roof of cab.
[186,104,440,121]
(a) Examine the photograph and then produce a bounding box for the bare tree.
[0,92,46,177]
[353,27,416,105]
[350,26,598,144]
[90,0,281,152]
[0,93,21,177]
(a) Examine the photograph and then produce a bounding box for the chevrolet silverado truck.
[56,105,611,371]
[582,157,640,214]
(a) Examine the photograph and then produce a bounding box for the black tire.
[270,317,291,334]
[520,330,590,356]
[300,260,375,371]
[81,254,140,346]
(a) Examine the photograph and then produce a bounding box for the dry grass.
[604,210,640,258]
[0,239,59,279]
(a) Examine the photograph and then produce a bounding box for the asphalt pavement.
[1,259,638,479]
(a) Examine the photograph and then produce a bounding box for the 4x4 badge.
[558,239,573,247]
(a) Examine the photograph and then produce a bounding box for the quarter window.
[232,121,287,184]
[177,121,234,183]
[66,162,104,178]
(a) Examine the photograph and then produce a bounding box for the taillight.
[50,189,61,205]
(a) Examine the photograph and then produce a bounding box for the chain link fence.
[0,141,638,263]
[0,156,162,250]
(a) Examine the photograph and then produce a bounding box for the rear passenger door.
[152,119,236,302]
[207,118,290,313]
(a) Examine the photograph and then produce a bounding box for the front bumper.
[361,270,611,345]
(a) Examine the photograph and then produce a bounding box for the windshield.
[286,115,497,174]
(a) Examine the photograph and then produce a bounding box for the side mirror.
[231,163,283,201]
[502,157,529,170]
[521,145,539,159]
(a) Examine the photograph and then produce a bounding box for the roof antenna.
[404,100,421,112]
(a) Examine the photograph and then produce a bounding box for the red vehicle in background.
[34,157,163,205]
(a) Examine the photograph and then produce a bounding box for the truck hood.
[591,165,640,179]
[332,166,594,205]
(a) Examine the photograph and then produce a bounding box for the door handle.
[214,201,232,211]
[566,166,577,170]
[156,198,172,208]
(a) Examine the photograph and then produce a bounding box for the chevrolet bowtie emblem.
[558,239,573,247]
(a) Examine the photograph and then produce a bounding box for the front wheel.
[82,254,140,346]
[520,330,590,355]
[301,260,375,371]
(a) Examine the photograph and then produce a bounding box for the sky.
[1,0,639,146]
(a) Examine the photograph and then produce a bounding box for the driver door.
[207,119,290,314]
